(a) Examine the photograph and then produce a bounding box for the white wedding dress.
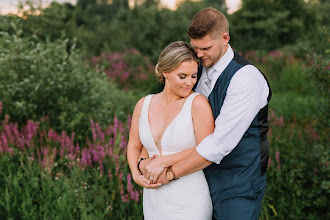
[139,93,212,220]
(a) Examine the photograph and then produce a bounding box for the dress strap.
[141,94,153,115]
[139,94,153,129]
[184,92,200,109]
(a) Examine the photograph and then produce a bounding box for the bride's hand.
[139,154,157,176]
[144,155,166,184]
[133,174,161,189]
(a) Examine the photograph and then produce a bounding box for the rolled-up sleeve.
[196,65,269,164]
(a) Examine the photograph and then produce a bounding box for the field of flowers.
[0,97,328,219]
[0,107,144,219]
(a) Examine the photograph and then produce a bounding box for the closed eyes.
[179,74,197,79]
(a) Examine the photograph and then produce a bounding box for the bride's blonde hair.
[155,41,198,82]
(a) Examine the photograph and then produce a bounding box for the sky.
[0,0,241,15]
[0,0,75,14]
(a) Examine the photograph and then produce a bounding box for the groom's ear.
[222,33,230,44]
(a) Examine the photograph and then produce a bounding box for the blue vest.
[199,53,272,194]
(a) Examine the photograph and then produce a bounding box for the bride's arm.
[127,97,160,189]
[192,95,215,145]
[143,95,214,182]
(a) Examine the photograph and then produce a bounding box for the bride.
[127,41,214,219]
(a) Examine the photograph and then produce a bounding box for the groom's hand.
[144,156,167,183]
[156,169,169,185]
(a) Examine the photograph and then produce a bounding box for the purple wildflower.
[305,124,318,140]
[268,50,285,58]
[275,150,280,169]
[268,157,272,167]
[108,169,113,179]
[90,119,97,141]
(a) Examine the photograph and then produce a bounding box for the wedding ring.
[149,177,154,181]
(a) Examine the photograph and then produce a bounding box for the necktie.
[199,68,214,97]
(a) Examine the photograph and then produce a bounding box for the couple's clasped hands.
[135,154,169,189]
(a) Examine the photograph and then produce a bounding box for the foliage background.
[0,0,329,219]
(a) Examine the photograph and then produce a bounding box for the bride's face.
[164,60,198,97]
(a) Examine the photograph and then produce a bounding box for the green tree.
[204,0,227,11]
[76,0,97,9]
[229,0,318,53]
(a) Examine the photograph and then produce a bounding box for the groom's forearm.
[161,148,195,167]
[172,148,212,178]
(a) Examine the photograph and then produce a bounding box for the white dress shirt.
[195,45,270,164]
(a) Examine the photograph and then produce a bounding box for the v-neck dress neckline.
[146,93,194,156]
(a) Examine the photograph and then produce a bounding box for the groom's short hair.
[188,7,229,40]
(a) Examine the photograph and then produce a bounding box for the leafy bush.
[0,29,137,143]
[298,26,329,134]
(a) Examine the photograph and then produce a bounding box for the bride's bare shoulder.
[192,94,211,111]
[133,96,147,114]
[191,94,214,131]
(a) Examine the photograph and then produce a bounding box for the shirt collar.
[211,44,234,75]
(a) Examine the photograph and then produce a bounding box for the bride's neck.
[161,88,182,104]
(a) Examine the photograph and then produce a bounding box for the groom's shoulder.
[233,52,252,67]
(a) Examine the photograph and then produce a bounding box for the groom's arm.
[158,65,270,184]
[156,149,211,184]
[173,149,212,177]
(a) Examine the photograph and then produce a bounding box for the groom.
[142,7,272,220]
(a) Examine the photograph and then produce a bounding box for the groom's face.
[190,33,228,68]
